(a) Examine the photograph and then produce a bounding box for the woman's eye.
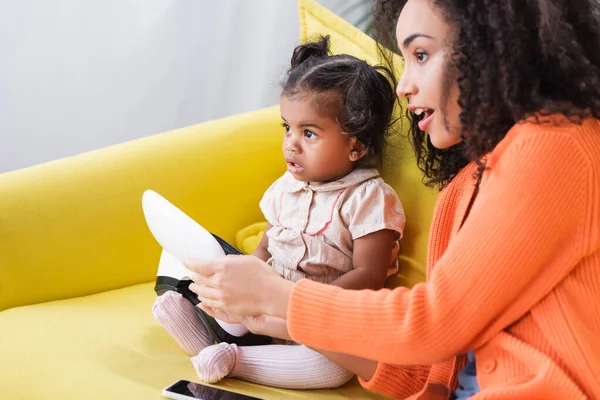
[304,130,317,139]
[415,51,429,63]
[282,123,290,133]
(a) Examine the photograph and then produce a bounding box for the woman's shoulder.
[489,115,600,170]
[505,115,599,149]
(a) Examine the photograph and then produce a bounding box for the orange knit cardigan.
[287,116,600,399]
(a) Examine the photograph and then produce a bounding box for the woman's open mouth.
[415,108,435,132]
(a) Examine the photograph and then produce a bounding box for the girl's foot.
[191,342,237,383]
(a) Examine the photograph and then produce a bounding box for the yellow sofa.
[0,1,438,398]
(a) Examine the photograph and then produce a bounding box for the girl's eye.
[304,130,317,139]
[282,123,290,133]
[415,50,429,63]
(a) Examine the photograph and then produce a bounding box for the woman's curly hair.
[373,0,600,189]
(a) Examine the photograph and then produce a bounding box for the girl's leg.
[152,291,218,355]
[191,342,355,389]
[153,249,219,355]
[152,249,271,355]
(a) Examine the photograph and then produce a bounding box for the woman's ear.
[348,138,368,162]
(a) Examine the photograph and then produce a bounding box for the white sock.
[191,342,355,389]
[152,291,217,355]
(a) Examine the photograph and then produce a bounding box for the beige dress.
[259,168,406,284]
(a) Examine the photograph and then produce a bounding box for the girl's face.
[279,92,361,183]
[395,0,462,149]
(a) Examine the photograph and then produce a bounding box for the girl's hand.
[186,255,294,319]
[199,303,292,340]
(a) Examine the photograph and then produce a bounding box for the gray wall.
[0,0,370,173]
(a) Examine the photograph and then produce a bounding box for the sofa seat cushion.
[0,282,389,399]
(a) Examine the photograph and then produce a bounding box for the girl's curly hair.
[373,0,600,189]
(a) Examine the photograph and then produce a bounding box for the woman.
[187,0,600,398]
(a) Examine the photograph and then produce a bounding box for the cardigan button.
[482,359,497,373]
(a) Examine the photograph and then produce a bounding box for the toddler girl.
[152,35,405,390]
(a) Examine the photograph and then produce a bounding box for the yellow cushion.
[0,283,388,399]
[236,221,268,254]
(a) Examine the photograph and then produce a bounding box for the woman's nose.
[396,71,417,99]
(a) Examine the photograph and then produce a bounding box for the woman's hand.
[186,255,294,319]
[199,303,292,340]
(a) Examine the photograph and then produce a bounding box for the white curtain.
[0,0,369,173]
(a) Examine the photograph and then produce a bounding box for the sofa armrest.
[0,106,283,311]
